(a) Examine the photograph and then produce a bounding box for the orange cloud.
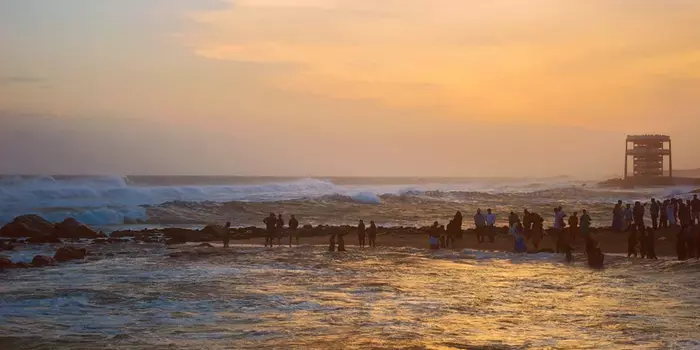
[187,0,700,128]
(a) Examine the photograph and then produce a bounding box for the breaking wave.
[0,175,693,227]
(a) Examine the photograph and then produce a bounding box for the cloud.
[186,0,700,128]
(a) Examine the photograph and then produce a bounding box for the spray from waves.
[0,175,692,227]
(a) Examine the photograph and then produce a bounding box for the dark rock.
[0,215,54,237]
[53,218,98,239]
[31,255,56,267]
[94,238,107,244]
[162,228,215,244]
[27,235,62,244]
[14,262,30,268]
[0,257,13,269]
[54,247,87,262]
[0,241,15,251]
[197,243,215,248]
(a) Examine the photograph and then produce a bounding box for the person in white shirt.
[486,208,497,243]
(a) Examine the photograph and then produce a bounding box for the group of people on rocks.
[216,194,700,264]
[612,194,700,261]
[262,212,299,247]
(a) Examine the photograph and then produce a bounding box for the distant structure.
[624,135,672,180]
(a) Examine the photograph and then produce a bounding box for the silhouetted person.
[442,220,452,248]
[221,221,232,248]
[624,204,633,231]
[288,215,299,246]
[263,213,277,247]
[368,221,377,248]
[554,207,567,253]
[508,211,518,228]
[650,198,660,229]
[486,209,496,243]
[587,237,604,269]
[613,200,623,232]
[453,211,463,235]
[530,212,544,249]
[681,201,694,258]
[523,209,532,237]
[580,210,592,240]
[276,214,285,246]
[645,227,657,260]
[670,198,678,226]
[633,201,646,232]
[692,195,700,225]
[661,200,668,228]
[358,220,366,248]
[474,209,486,243]
[568,212,579,243]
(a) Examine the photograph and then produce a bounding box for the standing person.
[510,221,527,253]
[357,220,366,248]
[633,201,647,232]
[531,212,544,249]
[453,211,463,233]
[554,207,567,253]
[580,210,592,239]
[263,213,277,247]
[692,195,700,225]
[660,200,669,228]
[667,199,676,227]
[220,221,232,248]
[624,204,633,231]
[474,209,486,243]
[523,209,532,238]
[368,221,377,248]
[650,198,660,230]
[486,209,497,243]
[568,212,579,243]
[613,200,624,232]
[276,214,285,246]
[288,214,299,246]
[680,202,693,258]
[508,211,518,228]
[672,198,679,226]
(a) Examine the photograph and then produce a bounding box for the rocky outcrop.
[0,241,14,251]
[0,257,13,269]
[54,247,87,262]
[53,218,98,239]
[0,215,54,237]
[31,255,56,267]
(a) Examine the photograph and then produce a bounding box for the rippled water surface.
[2,245,700,349]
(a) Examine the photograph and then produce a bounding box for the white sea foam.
[0,175,693,226]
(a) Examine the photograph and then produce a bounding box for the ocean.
[1,245,700,349]
[2,176,700,349]
[0,175,696,231]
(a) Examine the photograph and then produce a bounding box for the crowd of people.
[214,194,700,266]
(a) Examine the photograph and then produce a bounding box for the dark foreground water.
[2,245,700,349]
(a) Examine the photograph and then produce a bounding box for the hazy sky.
[1,0,698,177]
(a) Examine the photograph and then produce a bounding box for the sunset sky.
[1,0,698,177]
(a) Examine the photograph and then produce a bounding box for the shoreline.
[2,214,697,259]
